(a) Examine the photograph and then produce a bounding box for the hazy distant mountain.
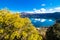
[21,12,60,19]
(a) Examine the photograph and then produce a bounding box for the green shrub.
[46,23,60,40]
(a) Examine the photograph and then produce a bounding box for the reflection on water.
[30,18,56,27]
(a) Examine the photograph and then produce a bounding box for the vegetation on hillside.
[0,9,60,40]
[0,9,42,40]
[46,22,60,40]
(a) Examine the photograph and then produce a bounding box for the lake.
[30,18,56,27]
[21,12,60,27]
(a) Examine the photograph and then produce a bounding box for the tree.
[0,9,42,40]
[46,23,60,40]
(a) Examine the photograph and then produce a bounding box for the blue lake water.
[30,18,56,27]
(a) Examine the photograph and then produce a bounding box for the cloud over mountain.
[25,7,60,13]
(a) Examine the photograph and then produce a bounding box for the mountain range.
[21,12,60,19]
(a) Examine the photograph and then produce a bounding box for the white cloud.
[33,8,56,13]
[54,7,60,12]
[40,19,46,22]
[54,7,60,9]
[33,19,53,23]
[49,19,52,21]
[40,8,46,13]
[33,8,47,13]
[25,11,34,13]
[34,10,41,13]
[35,18,38,20]
[49,9,53,11]
[23,7,60,13]
[34,18,46,22]
[35,18,41,21]
[41,4,46,6]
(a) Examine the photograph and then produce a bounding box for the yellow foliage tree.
[0,9,42,40]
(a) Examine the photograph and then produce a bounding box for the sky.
[0,0,59,26]
[0,0,60,13]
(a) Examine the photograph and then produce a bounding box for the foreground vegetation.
[46,22,60,40]
[0,9,60,40]
[0,9,42,40]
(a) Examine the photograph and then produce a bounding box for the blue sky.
[0,0,60,12]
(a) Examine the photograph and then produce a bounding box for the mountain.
[21,12,60,19]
